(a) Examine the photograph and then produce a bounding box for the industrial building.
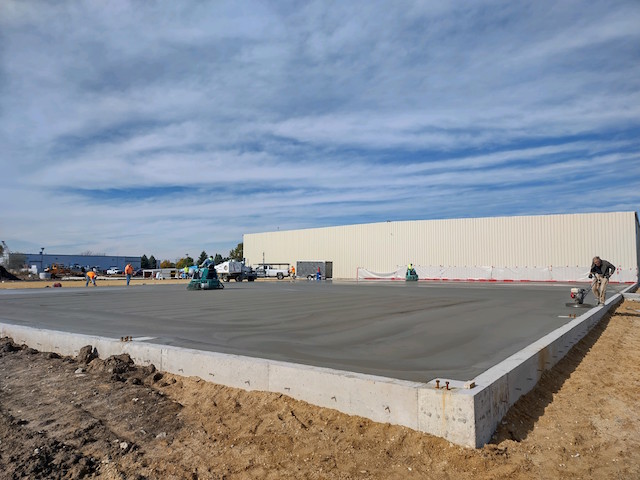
[244,212,640,283]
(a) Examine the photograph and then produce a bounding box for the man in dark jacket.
[589,256,615,305]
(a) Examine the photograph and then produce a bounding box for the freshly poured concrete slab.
[0,281,626,383]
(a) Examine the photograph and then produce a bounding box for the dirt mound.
[82,349,159,385]
[0,265,20,281]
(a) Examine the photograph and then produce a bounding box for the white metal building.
[244,212,640,283]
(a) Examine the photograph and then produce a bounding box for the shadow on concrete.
[489,308,616,444]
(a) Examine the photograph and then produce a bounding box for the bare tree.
[7,253,26,271]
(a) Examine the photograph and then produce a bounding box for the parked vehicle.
[254,263,290,280]
[106,267,122,275]
[215,260,257,282]
[297,261,333,280]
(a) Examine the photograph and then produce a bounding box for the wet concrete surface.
[0,281,625,382]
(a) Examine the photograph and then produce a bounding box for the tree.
[148,255,158,269]
[229,242,243,260]
[160,260,176,268]
[175,256,193,269]
[198,251,208,265]
[140,255,150,269]
[7,252,26,271]
[214,253,224,265]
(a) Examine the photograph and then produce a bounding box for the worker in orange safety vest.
[125,264,134,286]
[85,270,97,287]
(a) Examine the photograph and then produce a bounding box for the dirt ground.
[1,290,639,479]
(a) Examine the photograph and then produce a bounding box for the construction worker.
[589,256,616,305]
[85,270,97,287]
[290,265,296,280]
[200,256,214,268]
[125,263,134,286]
[183,266,189,279]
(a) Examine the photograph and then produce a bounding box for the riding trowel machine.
[405,265,419,282]
[187,267,224,291]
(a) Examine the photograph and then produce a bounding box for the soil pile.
[1,301,639,479]
[0,265,20,281]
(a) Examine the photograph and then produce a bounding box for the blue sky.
[1,0,639,262]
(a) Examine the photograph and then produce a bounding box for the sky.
[1,0,639,262]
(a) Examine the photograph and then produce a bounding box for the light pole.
[40,247,45,273]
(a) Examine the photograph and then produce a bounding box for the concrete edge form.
[0,322,430,437]
[467,283,637,447]
[0,283,635,448]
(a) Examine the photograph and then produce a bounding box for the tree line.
[144,242,244,269]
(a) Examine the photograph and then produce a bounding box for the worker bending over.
[85,270,97,287]
[589,256,615,305]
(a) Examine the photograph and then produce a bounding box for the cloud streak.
[1,0,639,260]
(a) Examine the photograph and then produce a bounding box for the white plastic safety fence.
[357,265,637,284]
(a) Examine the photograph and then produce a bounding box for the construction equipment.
[187,267,224,291]
[569,287,587,304]
[567,283,595,308]
[405,264,418,282]
[45,263,72,279]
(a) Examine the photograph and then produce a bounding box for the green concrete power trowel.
[187,267,224,291]
[405,264,419,282]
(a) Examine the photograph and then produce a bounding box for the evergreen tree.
[149,255,157,269]
[198,251,208,265]
[229,242,243,260]
[214,253,223,265]
[140,254,149,269]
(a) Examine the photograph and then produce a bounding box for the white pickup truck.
[254,264,290,280]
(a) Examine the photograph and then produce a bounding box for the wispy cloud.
[1,0,639,260]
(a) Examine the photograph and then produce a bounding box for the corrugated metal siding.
[636,213,640,276]
[244,212,639,280]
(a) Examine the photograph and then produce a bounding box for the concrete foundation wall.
[1,283,634,448]
[470,287,631,446]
